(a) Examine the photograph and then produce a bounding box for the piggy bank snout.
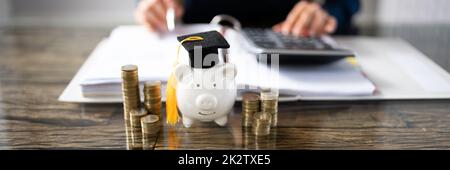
[195,94,218,110]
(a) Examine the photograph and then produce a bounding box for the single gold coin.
[141,114,159,124]
[243,93,260,101]
[252,112,272,136]
[130,109,148,127]
[141,114,160,134]
[144,81,161,87]
[121,65,138,72]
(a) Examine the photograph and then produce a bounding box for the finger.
[281,1,308,35]
[302,4,321,36]
[324,16,337,34]
[134,0,164,32]
[292,4,318,37]
[152,0,168,31]
[309,11,327,36]
[135,9,157,32]
[272,22,283,32]
[147,10,167,32]
[134,2,148,24]
[163,0,174,8]
[174,2,184,18]
[164,0,184,18]
[154,0,167,19]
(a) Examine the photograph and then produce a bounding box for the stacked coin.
[141,114,161,135]
[260,89,279,127]
[142,133,157,150]
[121,65,141,120]
[124,120,133,150]
[252,112,272,136]
[130,126,143,150]
[125,120,142,150]
[242,126,255,149]
[143,81,162,117]
[242,93,260,127]
[130,109,148,128]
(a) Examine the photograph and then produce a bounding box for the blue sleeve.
[322,0,360,35]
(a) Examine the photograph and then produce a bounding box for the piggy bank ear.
[219,63,237,80]
[174,64,192,82]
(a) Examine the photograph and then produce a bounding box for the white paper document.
[65,25,375,102]
[59,25,450,103]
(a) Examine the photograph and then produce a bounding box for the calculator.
[241,28,355,63]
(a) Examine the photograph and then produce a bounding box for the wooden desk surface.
[1,27,450,150]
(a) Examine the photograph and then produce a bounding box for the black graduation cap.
[177,30,230,69]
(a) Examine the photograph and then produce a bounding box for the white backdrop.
[8,0,135,26]
[0,0,10,26]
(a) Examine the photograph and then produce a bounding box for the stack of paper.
[80,24,216,96]
[78,25,375,99]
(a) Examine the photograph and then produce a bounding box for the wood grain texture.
[0,27,450,150]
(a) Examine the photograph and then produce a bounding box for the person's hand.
[273,1,337,37]
[134,0,184,32]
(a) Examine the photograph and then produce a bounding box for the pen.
[166,7,175,32]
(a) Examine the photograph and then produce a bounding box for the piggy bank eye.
[196,84,200,88]
[213,83,216,87]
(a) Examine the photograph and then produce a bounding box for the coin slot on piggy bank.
[175,31,237,127]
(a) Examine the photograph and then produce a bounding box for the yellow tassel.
[165,36,204,125]
[166,74,179,125]
[346,56,358,66]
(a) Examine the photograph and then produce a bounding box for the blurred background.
[1,0,449,27]
[0,0,449,70]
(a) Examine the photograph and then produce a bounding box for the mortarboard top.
[177,30,230,69]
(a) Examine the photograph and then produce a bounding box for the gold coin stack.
[143,81,162,117]
[252,112,272,136]
[242,93,260,127]
[130,109,148,128]
[242,127,251,149]
[125,109,146,150]
[141,114,161,135]
[125,120,142,150]
[129,126,143,150]
[142,133,157,150]
[260,89,279,127]
[121,65,141,120]
[124,120,133,150]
